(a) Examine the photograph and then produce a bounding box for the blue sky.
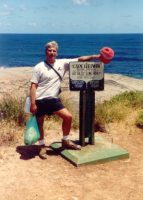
[0,0,143,34]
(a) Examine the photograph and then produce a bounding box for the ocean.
[0,33,143,79]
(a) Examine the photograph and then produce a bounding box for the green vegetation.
[136,110,143,128]
[0,94,79,129]
[95,91,143,125]
[1,91,143,129]
[1,91,143,146]
[0,95,26,126]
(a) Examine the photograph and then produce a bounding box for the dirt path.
[0,125,143,200]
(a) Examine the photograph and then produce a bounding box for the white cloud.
[72,0,89,5]
[0,3,14,16]
[3,3,14,12]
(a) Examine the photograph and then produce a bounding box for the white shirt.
[31,58,78,100]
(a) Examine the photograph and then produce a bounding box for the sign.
[69,61,104,91]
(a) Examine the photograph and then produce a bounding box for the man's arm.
[78,54,100,62]
[30,82,38,114]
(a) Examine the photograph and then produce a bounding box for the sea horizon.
[0,33,143,79]
[0,32,142,34]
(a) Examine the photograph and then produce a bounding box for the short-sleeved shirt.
[31,58,78,100]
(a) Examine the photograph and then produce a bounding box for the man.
[30,41,100,158]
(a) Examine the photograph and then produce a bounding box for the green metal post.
[79,89,95,146]
[79,90,86,146]
[86,89,95,145]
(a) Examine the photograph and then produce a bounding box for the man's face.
[45,45,58,63]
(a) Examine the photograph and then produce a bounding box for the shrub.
[96,91,143,124]
[0,93,79,129]
[1,91,143,130]
[136,110,143,128]
[0,95,26,126]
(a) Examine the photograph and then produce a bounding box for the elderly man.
[30,41,100,158]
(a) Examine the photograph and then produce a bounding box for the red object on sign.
[100,47,115,64]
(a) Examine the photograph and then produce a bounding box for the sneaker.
[62,139,81,150]
[39,145,47,159]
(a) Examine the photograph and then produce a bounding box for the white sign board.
[69,62,104,91]
[70,62,104,82]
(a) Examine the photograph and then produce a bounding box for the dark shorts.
[35,97,65,117]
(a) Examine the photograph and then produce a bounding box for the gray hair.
[45,41,59,50]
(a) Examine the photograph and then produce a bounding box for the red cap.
[100,47,115,64]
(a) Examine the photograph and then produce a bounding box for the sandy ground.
[1,67,143,200]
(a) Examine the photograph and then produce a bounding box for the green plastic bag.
[24,116,40,145]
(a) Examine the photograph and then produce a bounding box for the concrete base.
[50,136,129,166]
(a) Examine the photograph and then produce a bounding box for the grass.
[0,95,78,146]
[0,95,26,126]
[0,93,79,145]
[136,110,143,128]
[1,91,143,146]
[0,93,79,127]
[96,91,143,124]
[1,91,143,127]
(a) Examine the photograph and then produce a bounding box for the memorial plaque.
[69,61,104,91]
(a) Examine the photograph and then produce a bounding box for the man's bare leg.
[36,115,45,141]
[54,108,72,136]
[54,108,81,150]
[36,115,47,158]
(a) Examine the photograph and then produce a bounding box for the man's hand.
[30,103,37,115]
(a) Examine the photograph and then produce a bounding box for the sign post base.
[50,135,129,166]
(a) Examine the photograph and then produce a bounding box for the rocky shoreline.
[0,67,143,102]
